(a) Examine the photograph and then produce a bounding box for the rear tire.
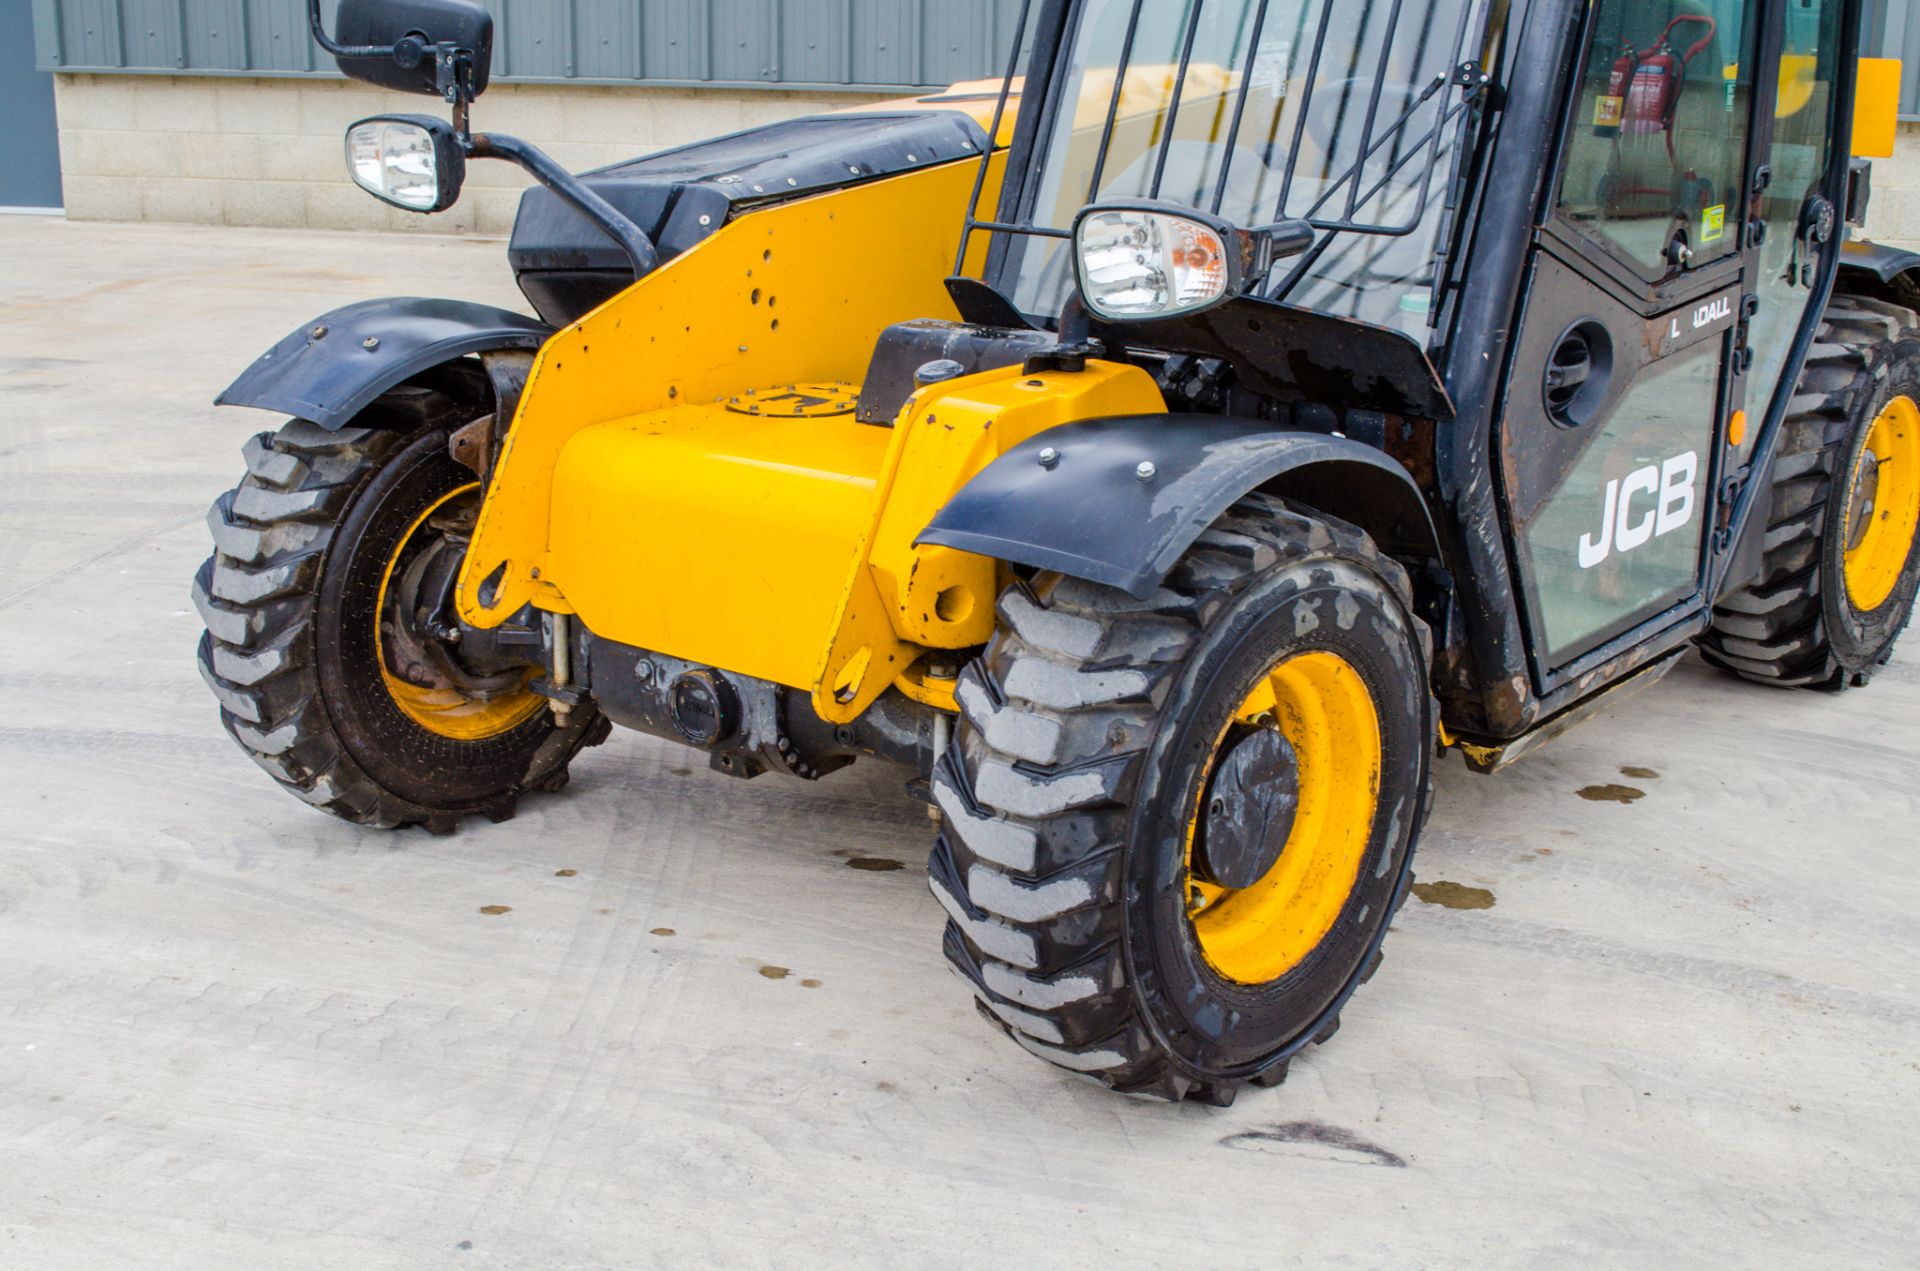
[930,494,1434,1103]
[194,418,606,832]
[1701,295,1920,687]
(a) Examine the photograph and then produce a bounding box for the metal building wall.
[30,0,1030,90]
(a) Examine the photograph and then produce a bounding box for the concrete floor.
[1,214,1917,1269]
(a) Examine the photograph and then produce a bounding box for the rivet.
[1136,461,1158,481]
[363,336,380,351]
[699,214,712,226]
[1038,447,1060,469]
[309,324,328,339]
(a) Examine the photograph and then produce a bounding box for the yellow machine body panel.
[1853,58,1903,159]
[546,399,891,691]
[458,153,1001,630]
[453,140,1170,719]
[529,359,1165,716]
[810,360,1165,722]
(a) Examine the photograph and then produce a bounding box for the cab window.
[1557,0,1754,277]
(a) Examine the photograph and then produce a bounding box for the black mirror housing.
[333,0,494,97]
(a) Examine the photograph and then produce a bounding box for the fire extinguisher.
[1593,41,1638,139]
[1592,16,1715,141]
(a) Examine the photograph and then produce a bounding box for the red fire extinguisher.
[1593,16,1715,143]
[1594,42,1639,138]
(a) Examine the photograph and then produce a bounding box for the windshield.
[995,0,1493,338]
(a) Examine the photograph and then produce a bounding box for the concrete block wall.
[49,75,1920,249]
[51,74,888,235]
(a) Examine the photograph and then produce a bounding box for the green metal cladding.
[30,0,1031,91]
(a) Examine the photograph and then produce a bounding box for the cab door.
[1497,0,1761,682]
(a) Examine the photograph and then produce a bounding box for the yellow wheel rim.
[376,485,546,742]
[1185,650,1383,985]
[1843,395,1920,614]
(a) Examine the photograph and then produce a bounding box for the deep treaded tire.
[194,419,605,832]
[1701,295,1920,687]
[930,494,1434,1104]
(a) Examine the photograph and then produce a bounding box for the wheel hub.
[377,485,547,741]
[1184,650,1383,985]
[1194,726,1302,891]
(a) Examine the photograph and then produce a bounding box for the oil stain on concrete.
[478,906,512,916]
[1578,783,1646,804]
[1412,881,1496,910]
[847,857,904,872]
[1222,1121,1407,1168]
[759,965,791,980]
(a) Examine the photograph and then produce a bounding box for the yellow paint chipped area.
[457,154,1003,632]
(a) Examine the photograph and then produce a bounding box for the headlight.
[1071,204,1315,323]
[345,115,465,213]
[1075,208,1234,320]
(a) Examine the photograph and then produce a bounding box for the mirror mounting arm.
[466,133,660,278]
[305,0,391,60]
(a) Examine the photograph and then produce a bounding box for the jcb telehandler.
[196,0,1920,1103]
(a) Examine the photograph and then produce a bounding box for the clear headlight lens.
[1075,209,1232,320]
[346,120,442,211]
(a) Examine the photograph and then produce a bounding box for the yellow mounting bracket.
[810,360,1166,724]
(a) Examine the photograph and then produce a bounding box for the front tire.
[194,418,605,832]
[930,495,1434,1103]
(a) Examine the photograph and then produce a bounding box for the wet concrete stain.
[759,965,790,980]
[478,906,512,916]
[1222,1120,1407,1168]
[1579,783,1647,804]
[801,979,823,988]
[651,928,675,937]
[1621,766,1661,780]
[1412,881,1496,910]
[553,869,577,877]
[669,768,693,777]
[847,857,905,872]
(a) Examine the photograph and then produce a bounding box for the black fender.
[216,297,553,430]
[1838,238,1920,307]
[919,415,1441,600]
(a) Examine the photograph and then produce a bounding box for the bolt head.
[1038,447,1061,469]
[1136,461,1158,481]
[310,324,328,339]
[362,336,380,351]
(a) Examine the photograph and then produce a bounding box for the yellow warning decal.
[1594,95,1625,128]
[1701,204,1726,244]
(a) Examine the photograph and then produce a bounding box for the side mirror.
[346,115,467,213]
[328,0,494,98]
[1072,202,1314,323]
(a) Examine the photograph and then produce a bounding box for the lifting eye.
[934,587,975,625]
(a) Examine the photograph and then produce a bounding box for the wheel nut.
[1038,447,1060,469]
